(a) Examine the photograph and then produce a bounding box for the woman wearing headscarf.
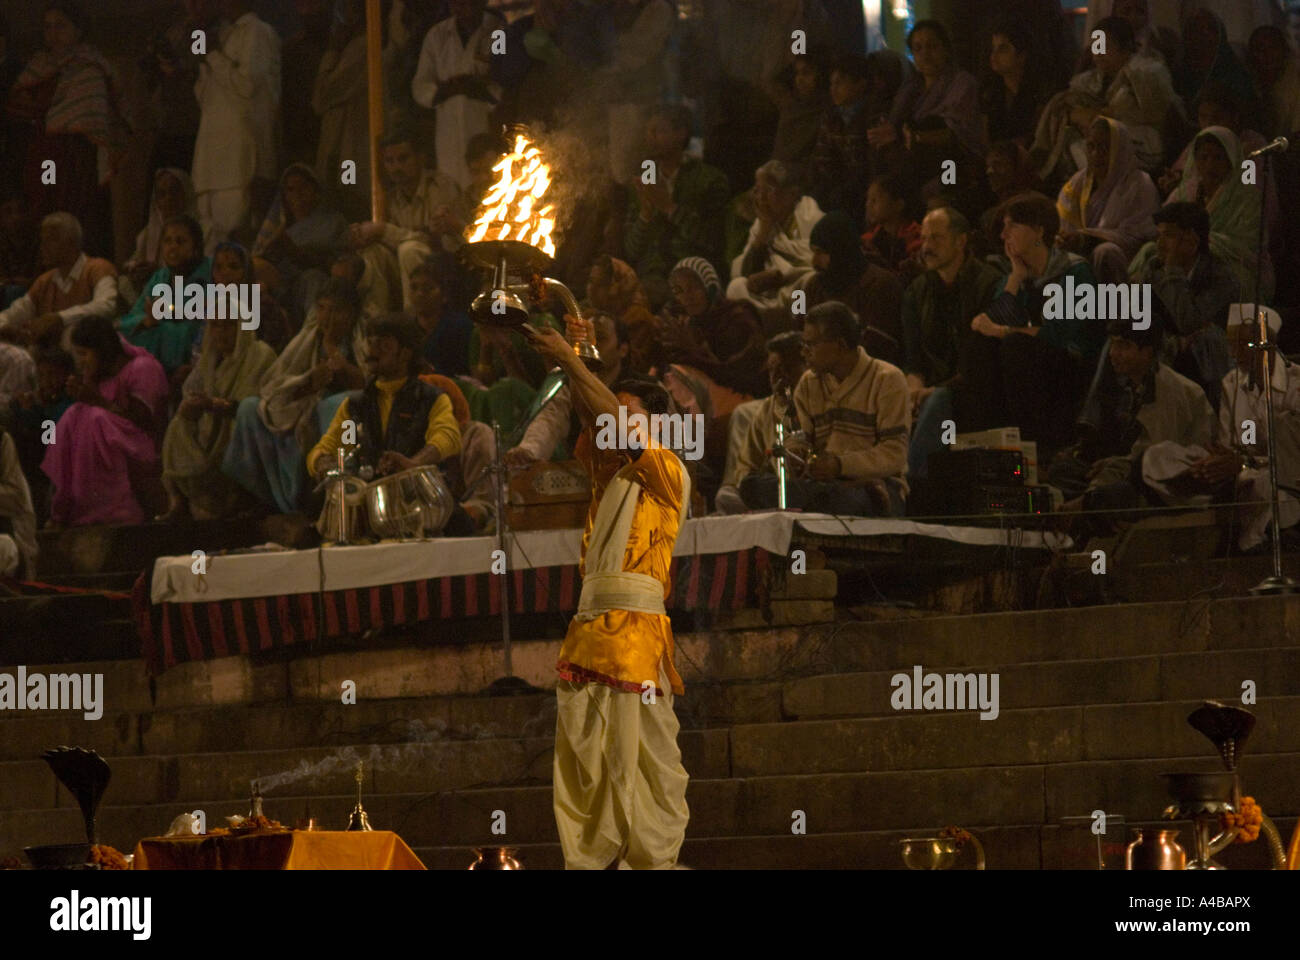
[1032,15,1178,183]
[221,277,366,514]
[658,256,768,405]
[252,162,350,323]
[118,214,212,376]
[871,21,981,190]
[210,240,293,354]
[1129,126,1271,300]
[7,1,130,258]
[805,210,904,365]
[41,315,168,527]
[1175,6,1262,129]
[1248,26,1300,140]
[120,167,196,304]
[1056,116,1159,283]
[655,255,767,505]
[159,315,275,521]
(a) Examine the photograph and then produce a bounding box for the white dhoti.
[1142,440,1300,551]
[553,662,690,870]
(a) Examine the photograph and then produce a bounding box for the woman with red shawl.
[7,2,129,259]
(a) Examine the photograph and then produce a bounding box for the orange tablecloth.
[131,831,426,870]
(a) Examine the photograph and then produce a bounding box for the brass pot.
[1127,828,1186,870]
[899,837,959,870]
[468,846,522,870]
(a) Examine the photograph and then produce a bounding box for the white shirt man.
[1144,307,1300,551]
[192,6,282,252]
[727,195,824,312]
[0,253,118,344]
[0,214,119,351]
[410,4,503,190]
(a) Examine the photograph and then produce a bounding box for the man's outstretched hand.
[523,320,576,368]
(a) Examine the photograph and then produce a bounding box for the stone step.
[730,697,1300,776]
[825,595,1300,676]
[414,818,1298,870]
[413,825,1045,870]
[1110,555,1282,602]
[35,517,263,578]
[4,692,1297,808]
[3,646,1292,763]
[781,647,1300,719]
[31,572,142,592]
[5,755,1295,867]
[0,592,135,659]
[31,593,1283,712]
[0,724,734,812]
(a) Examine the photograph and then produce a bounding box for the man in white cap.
[1143,304,1300,551]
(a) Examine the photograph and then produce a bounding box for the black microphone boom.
[1247,137,1289,158]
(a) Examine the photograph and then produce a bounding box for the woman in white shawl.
[1056,116,1159,283]
[1128,126,1272,300]
[119,167,196,303]
[159,316,275,521]
[221,278,367,514]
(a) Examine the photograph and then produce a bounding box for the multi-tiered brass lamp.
[464,126,601,371]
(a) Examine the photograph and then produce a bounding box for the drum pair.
[319,465,456,542]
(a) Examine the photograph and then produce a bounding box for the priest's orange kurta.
[556,430,687,696]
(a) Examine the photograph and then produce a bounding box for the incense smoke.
[250,707,555,795]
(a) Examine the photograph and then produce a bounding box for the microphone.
[1247,137,1289,158]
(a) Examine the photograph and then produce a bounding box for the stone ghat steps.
[3,761,1295,870]
[1,645,1297,763]
[2,703,1297,816]
[1,593,1292,720]
[412,820,1296,871]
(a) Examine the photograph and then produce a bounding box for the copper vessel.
[468,846,522,870]
[1126,828,1186,870]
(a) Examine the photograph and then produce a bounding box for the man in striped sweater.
[740,301,910,515]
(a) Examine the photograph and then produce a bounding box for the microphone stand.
[482,323,592,696]
[1248,148,1298,595]
[485,418,535,694]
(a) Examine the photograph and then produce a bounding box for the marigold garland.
[1218,796,1263,843]
[90,844,129,870]
[939,825,972,847]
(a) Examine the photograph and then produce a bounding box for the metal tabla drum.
[366,466,455,539]
[317,475,368,542]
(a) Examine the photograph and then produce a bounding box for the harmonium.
[506,460,592,530]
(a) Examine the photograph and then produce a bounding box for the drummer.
[308,314,477,536]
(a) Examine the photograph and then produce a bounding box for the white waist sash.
[575,571,667,620]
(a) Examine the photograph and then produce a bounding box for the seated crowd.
[2,1,1299,579]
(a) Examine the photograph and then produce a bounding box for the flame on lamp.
[465,131,557,258]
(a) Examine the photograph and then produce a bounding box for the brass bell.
[346,762,373,832]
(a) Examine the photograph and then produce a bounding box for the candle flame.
[465,132,556,258]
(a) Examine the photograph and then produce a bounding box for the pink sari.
[43,342,169,525]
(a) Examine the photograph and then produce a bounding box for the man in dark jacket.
[901,207,1001,477]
